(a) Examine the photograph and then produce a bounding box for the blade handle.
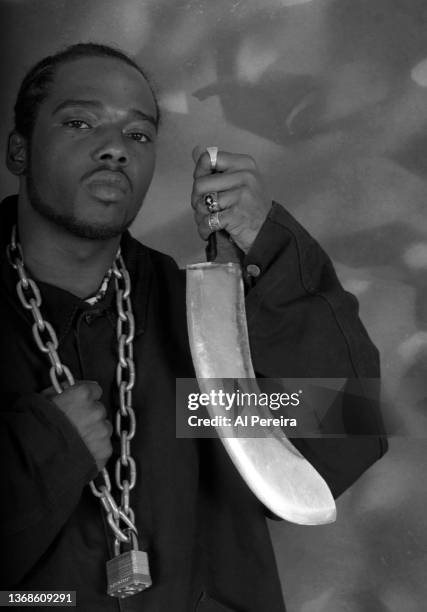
[206,232,217,262]
[205,161,243,264]
[206,231,243,264]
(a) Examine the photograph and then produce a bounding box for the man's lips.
[84,169,131,201]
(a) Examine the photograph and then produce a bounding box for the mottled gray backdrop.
[1,1,426,610]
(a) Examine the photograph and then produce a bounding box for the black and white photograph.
[0,1,424,610]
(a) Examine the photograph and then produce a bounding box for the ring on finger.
[208,211,221,232]
[204,192,220,213]
[206,146,218,171]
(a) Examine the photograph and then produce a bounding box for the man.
[0,43,386,611]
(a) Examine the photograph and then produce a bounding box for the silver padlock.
[107,532,152,598]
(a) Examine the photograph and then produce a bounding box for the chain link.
[112,254,139,532]
[8,228,139,547]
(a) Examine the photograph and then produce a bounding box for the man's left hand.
[191,146,272,254]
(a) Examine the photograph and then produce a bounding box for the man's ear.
[6,131,27,175]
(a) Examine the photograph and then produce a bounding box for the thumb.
[192,144,205,164]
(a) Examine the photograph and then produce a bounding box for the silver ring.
[208,212,221,232]
[206,147,218,171]
[204,192,220,213]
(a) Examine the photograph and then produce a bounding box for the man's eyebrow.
[128,108,158,129]
[52,99,103,114]
[52,100,158,128]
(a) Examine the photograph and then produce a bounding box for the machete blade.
[186,261,336,525]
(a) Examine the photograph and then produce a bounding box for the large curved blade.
[186,262,336,525]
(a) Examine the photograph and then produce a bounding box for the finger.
[196,209,233,241]
[78,380,103,401]
[103,419,114,437]
[191,145,221,169]
[92,400,107,420]
[193,148,257,179]
[193,188,242,217]
[191,145,206,165]
[191,171,255,209]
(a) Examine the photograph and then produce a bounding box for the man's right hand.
[48,381,113,471]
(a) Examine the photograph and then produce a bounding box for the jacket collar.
[0,194,151,341]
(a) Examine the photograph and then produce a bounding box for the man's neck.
[17,198,121,299]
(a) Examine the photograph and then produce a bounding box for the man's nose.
[92,132,130,166]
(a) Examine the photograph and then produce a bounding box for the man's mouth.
[85,170,131,202]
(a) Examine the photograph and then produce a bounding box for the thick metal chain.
[7,226,138,546]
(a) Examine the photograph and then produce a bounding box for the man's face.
[26,56,158,239]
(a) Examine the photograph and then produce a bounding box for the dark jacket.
[0,196,387,611]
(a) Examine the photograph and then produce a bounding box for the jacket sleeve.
[0,392,98,586]
[244,202,388,499]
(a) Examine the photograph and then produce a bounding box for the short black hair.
[14,42,161,140]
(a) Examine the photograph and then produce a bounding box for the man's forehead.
[47,56,156,115]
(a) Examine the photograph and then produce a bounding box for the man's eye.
[127,132,150,143]
[63,120,91,129]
